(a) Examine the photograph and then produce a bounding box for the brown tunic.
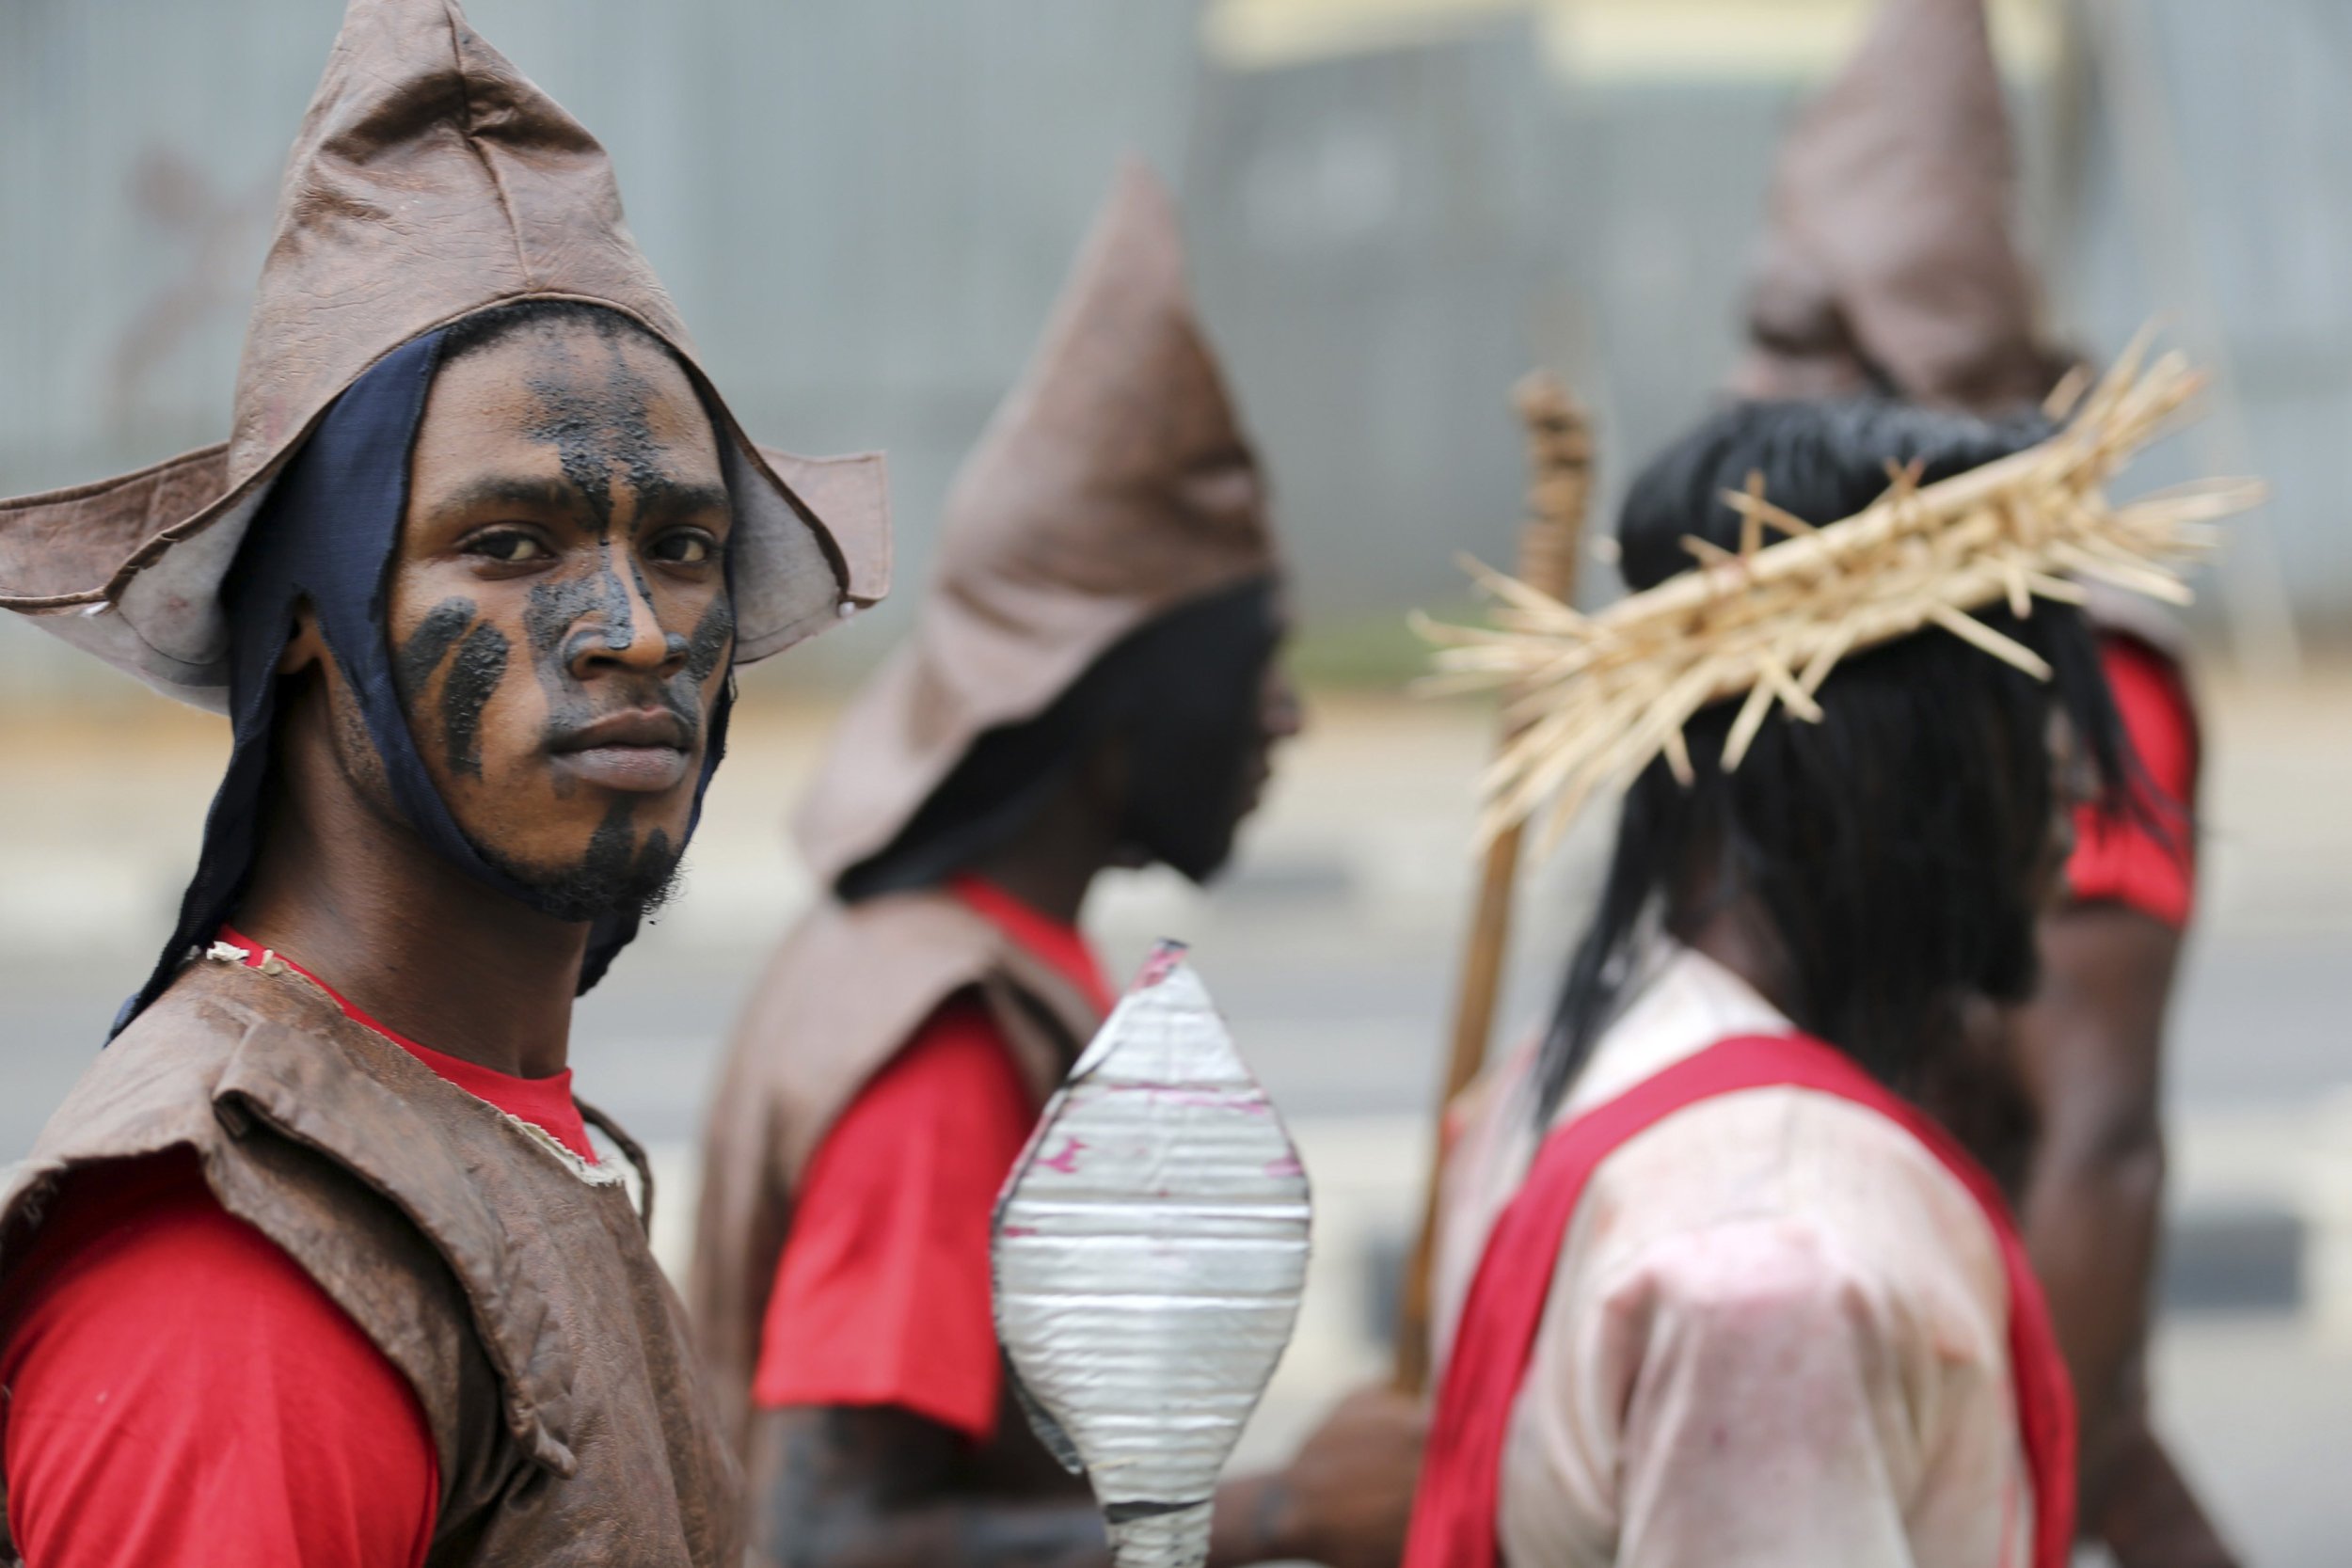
[0,952,739,1566]
[688,888,1104,1459]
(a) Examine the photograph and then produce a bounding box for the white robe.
[1430,944,2034,1567]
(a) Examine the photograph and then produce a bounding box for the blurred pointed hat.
[0,0,888,709]
[1734,0,2072,408]
[794,158,1278,889]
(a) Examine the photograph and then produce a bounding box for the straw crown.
[1419,341,2260,848]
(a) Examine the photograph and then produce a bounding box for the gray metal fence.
[2,0,2341,701]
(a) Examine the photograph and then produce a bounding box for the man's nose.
[567,556,685,680]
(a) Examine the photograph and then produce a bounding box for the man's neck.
[959,846,1101,930]
[957,769,1127,928]
[236,802,587,1080]
[1679,895,1803,1025]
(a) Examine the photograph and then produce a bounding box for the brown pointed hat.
[0,0,888,710]
[793,159,1279,889]
[1733,0,2072,409]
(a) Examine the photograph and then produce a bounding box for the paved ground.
[6,667,2352,1560]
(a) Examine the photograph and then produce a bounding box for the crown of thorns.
[1417,337,2263,849]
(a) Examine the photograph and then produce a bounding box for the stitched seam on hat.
[439,0,532,288]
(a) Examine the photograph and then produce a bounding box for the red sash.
[1403,1033,2074,1568]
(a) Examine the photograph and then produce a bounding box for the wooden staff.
[1392,372,1592,1393]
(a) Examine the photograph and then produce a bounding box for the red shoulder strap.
[1403,1033,2074,1568]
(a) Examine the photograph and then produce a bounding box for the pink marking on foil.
[1103,1082,1274,1112]
[1037,1136,1087,1175]
[1135,940,1188,989]
[1264,1155,1305,1179]
[1000,1225,1039,1238]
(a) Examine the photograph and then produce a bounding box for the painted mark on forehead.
[515,325,680,675]
[518,320,673,534]
[394,597,477,704]
[440,622,511,780]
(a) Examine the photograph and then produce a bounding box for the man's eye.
[651,531,718,565]
[467,530,549,564]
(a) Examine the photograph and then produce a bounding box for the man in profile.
[693,162,1422,1568]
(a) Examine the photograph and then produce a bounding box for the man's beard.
[477,813,687,926]
[337,681,691,926]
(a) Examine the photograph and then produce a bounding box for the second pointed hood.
[0,0,888,709]
[794,160,1279,891]
[1733,0,2071,409]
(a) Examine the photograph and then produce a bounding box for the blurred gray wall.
[1,0,2344,702]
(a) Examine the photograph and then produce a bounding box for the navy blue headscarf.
[120,327,733,1032]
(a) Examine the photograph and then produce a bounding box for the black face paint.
[393,595,478,705]
[519,321,681,661]
[473,792,659,925]
[520,319,664,531]
[439,621,510,780]
[684,593,735,684]
[127,316,741,1037]
[523,572,619,666]
[516,322,703,713]
[504,321,737,883]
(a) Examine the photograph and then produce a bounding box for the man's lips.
[549,709,694,793]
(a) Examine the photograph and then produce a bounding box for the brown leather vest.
[687,888,1104,1459]
[0,952,740,1565]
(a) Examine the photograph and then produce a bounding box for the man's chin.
[477,832,687,927]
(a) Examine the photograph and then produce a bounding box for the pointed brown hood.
[0,0,887,708]
[1733,0,2070,409]
[793,159,1279,890]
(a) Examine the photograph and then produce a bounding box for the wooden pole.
[1392,372,1592,1394]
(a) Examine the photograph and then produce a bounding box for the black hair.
[1536,398,2127,1121]
[838,577,1281,901]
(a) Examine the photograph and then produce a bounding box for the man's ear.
[278,603,326,675]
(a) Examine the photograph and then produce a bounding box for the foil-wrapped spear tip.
[993,942,1312,1568]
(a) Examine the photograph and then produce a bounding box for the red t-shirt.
[0,929,598,1564]
[751,876,1112,1443]
[2068,635,2200,930]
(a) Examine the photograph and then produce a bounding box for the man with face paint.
[0,3,885,1563]
[690,162,1425,1568]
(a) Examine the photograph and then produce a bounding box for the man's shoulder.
[7,960,261,1192]
[3,957,443,1272]
[723,891,1034,1097]
[766,888,1006,990]
[1586,1085,2009,1316]
[0,1148,444,1568]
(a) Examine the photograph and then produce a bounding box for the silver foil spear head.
[992,942,1311,1568]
